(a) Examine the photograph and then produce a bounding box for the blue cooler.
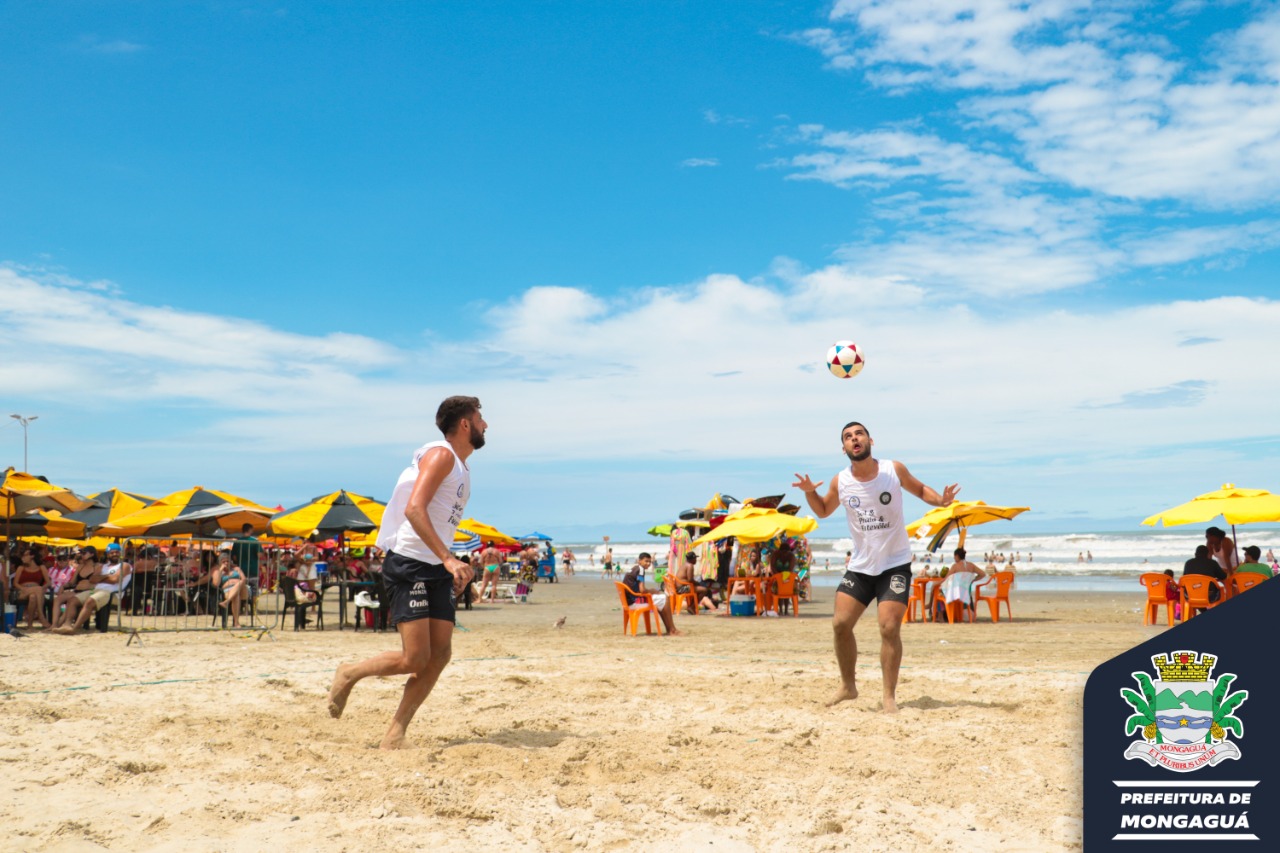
[729,597,756,616]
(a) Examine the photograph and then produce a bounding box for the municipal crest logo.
[846,495,860,509]
[878,491,891,505]
[1121,650,1247,773]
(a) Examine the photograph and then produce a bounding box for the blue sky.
[3,1,1279,540]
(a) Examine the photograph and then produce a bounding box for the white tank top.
[376,440,470,563]
[838,459,911,576]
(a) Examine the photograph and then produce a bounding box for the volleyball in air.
[826,341,865,379]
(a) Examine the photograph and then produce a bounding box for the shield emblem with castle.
[1121,650,1247,772]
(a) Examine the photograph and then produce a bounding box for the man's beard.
[845,446,870,463]
[470,430,486,450]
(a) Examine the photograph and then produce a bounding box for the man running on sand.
[328,396,484,749]
[793,421,958,713]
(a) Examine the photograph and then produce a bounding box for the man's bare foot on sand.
[327,665,355,719]
[825,683,858,706]
[379,722,409,750]
[882,696,899,714]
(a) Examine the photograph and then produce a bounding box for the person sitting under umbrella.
[214,552,249,627]
[11,548,52,629]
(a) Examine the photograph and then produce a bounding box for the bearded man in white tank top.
[793,421,959,713]
[327,396,485,749]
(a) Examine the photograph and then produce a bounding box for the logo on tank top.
[846,495,861,509]
[879,491,892,505]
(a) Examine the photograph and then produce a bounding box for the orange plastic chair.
[902,576,928,623]
[765,572,800,616]
[1178,575,1222,622]
[1229,573,1267,595]
[973,572,1015,623]
[614,581,656,636]
[1137,572,1175,627]
[931,573,976,624]
[664,574,697,616]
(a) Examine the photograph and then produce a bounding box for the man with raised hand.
[793,421,958,713]
[327,396,485,749]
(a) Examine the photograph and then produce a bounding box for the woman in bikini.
[52,549,101,629]
[214,553,248,627]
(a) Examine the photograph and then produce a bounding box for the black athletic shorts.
[382,551,457,626]
[837,564,912,606]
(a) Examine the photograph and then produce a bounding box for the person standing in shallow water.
[793,421,959,714]
[327,396,484,750]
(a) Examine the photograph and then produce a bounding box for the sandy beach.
[1,579,1158,852]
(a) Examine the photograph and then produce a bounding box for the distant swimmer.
[327,396,485,749]
[794,420,959,714]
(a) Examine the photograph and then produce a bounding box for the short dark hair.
[1244,545,1261,560]
[241,523,254,534]
[954,547,966,559]
[841,420,868,438]
[685,552,697,563]
[1205,526,1225,539]
[638,552,652,561]
[436,396,481,435]
[1194,545,1209,558]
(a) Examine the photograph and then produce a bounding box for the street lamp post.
[9,414,38,472]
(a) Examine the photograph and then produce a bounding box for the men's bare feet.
[52,626,76,635]
[882,696,899,714]
[327,665,355,719]
[666,628,683,636]
[825,683,859,706]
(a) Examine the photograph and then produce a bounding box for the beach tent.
[269,490,385,539]
[99,486,274,537]
[907,501,1030,552]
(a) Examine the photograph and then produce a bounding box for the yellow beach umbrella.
[692,506,818,545]
[455,518,520,546]
[62,488,156,533]
[906,500,1030,552]
[0,508,86,540]
[99,486,274,537]
[269,490,385,538]
[1142,484,1280,527]
[1,468,96,517]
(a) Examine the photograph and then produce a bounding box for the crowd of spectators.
[3,533,388,633]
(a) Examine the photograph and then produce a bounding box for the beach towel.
[940,571,978,604]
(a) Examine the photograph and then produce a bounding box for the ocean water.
[553,530,1279,593]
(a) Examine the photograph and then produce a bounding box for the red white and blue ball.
[826,341,865,379]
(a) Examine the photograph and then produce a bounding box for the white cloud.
[680,157,721,168]
[805,1,1280,208]
[5,264,1278,472]
[779,5,1280,296]
[703,109,752,127]
[77,35,146,54]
